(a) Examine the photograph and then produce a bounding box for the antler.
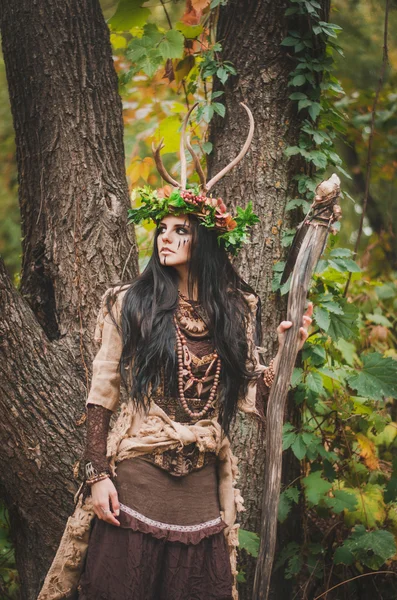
[205,102,254,192]
[152,138,180,188]
[180,102,199,190]
[185,135,207,190]
[152,102,254,193]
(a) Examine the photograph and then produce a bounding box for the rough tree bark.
[207,0,328,597]
[0,0,138,597]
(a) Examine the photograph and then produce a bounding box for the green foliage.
[347,353,397,400]
[0,503,19,598]
[334,525,396,570]
[238,528,260,558]
[278,486,300,523]
[281,0,348,204]
[270,0,397,593]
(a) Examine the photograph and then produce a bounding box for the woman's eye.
[158,226,166,234]
[177,227,188,235]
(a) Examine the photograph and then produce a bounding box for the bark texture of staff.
[0,0,138,597]
[253,174,341,600]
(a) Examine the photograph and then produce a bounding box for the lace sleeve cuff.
[83,403,113,476]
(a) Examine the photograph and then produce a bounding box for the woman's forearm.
[83,403,113,477]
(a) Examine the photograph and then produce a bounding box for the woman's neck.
[174,264,197,300]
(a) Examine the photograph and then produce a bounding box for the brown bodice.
[154,294,223,425]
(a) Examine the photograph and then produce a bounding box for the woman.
[38,104,312,600]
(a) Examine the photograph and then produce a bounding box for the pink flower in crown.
[206,197,218,208]
[216,198,227,213]
[215,210,237,231]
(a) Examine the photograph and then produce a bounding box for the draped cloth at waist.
[114,456,226,544]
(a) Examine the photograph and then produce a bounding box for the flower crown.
[127,102,259,255]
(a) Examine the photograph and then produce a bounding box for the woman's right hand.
[91,477,121,527]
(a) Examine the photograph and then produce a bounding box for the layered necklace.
[174,293,221,420]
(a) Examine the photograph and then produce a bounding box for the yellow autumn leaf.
[127,157,154,184]
[344,483,386,528]
[110,34,127,50]
[140,157,153,182]
[368,423,397,448]
[356,432,380,471]
[173,55,195,84]
[154,115,181,154]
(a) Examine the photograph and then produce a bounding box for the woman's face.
[156,214,192,268]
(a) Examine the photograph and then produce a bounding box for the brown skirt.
[78,456,234,600]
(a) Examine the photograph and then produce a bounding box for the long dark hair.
[108,215,261,435]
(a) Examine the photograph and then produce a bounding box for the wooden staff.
[253,173,342,600]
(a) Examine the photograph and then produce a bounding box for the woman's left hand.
[276,302,313,354]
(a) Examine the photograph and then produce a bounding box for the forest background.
[1,0,397,599]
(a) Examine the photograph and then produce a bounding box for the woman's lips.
[160,247,175,254]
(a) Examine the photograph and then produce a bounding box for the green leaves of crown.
[218,202,260,255]
[128,187,259,255]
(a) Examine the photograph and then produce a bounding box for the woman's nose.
[161,229,173,243]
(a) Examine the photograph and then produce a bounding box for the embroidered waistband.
[143,443,216,477]
[119,503,222,533]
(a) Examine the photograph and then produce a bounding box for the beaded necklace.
[174,303,221,420]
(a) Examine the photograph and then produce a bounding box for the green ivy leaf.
[159,29,185,59]
[212,102,226,117]
[202,105,214,123]
[282,424,297,450]
[238,529,260,558]
[306,371,324,395]
[307,150,327,168]
[289,92,307,100]
[347,353,397,400]
[314,306,330,332]
[216,67,229,84]
[335,339,357,366]
[366,313,393,328]
[286,487,300,503]
[285,198,311,211]
[175,21,204,39]
[303,471,332,505]
[321,301,344,315]
[308,102,321,121]
[278,486,300,523]
[108,0,150,30]
[236,570,246,583]
[298,98,313,111]
[327,301,359,341]
[278,491,293,523]
[333,545,354,566]
[302,344,326,367]
[291,434,307,460]
[324,490,358,514]
[284,145,302,157]
[292,74,306,86]
[334,526,396,570]
[135,47,163,77]
[281,37,301,47]
[328,258,361,273]
[281,228,296,248]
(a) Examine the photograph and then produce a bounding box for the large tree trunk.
[0,0,138,597]
[207,1,328,597]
